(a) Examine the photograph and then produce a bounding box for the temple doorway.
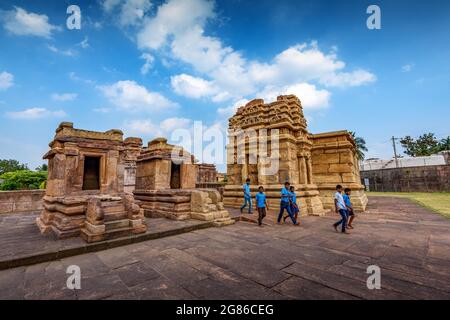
[83,156,100,190]
[170,163,181,189]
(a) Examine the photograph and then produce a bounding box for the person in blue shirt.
[277,182,299,226]
[333,185,350,234]
[343,188,355,229]
[255,186,269,226]
[240,178,253,214]
[284,185,300,223]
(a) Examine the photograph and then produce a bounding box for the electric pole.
[392,136,399,168]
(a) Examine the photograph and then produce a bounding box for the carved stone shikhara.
[224,95,367,213]
[36,122,147,242]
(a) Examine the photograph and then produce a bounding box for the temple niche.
[36,122,147,243]
[133,138,235,226]
[223,95,368,214]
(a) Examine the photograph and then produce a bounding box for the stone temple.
[36,122,147,242]
[223,95,368,214]
[36,124,234,243]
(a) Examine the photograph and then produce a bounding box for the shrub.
[0,170,48,191]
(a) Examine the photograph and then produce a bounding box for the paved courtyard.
[0,196,449,300]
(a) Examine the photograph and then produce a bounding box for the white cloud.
[402,63,414,73]
[0,71,14,90]
[51,93,78,102]
[124,117,192,136]
[137,0,215,51]
[7,107,66,119]
[320,69,376,88]
[217,99,249,117]
[102,0,152,27]
[171,74,218,99]
[97,80,177,112]
[160,117,192,132]
[103,0,122,12]
[1,7,60,38]
[47,45,76,57]
[110,0,376,116]
[140,53,154,75]
[258,83,331,110]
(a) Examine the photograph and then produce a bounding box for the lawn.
[367,192,450,219]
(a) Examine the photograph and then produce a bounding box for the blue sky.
[0,0,449,171]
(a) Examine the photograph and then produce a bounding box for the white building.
[361,151,449,171]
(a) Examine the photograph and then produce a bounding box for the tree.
[0,159,29,175]
[350,132,368,160]
[438,136,450,151]
[399,133,447,157]
[35,164,48,171]
[0,170,48,191]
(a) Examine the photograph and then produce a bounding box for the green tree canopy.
[400,133,449,157]
[35,164,48,171]
[0,170,48,191]
[0,159,29,175]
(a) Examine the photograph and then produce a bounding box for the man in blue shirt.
[240,178,253,214]
[333,185,350,234]
[277,182,299,225]
[255,186,269,226]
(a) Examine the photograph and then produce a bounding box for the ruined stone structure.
[197,164,218,184]
[223,95,367,213]
[36,122,147,242]
[134,138,234,226]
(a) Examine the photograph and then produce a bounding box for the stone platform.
[0,212,222,270]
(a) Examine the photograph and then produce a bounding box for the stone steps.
[81,226,135,243]
[105,219,130,231]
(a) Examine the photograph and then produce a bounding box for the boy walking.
[277,182,299,226]
[343,188,355,229]
[240,178,252,214]
[333,185,350,234]
[284,185,300,223]
[255,186,269,226]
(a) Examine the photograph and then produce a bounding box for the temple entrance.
[83,156,100,190]
[170,163,181,189]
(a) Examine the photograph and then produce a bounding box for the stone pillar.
[307,157,313,184]
[298,156,307,184]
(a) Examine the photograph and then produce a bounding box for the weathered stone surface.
[224,95,367,214]
[36,122,147,243]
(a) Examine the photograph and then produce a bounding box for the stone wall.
[0,190,45,214]
[361,165,450,192]
[310,131,368,211]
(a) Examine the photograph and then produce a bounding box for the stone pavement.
[0,213,214,270]
[0,196,449,300]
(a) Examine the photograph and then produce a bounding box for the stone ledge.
[0,219,216,271]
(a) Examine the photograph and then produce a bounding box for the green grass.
[367,192,450,219]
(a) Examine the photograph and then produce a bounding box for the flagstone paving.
[0,196,449,300]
